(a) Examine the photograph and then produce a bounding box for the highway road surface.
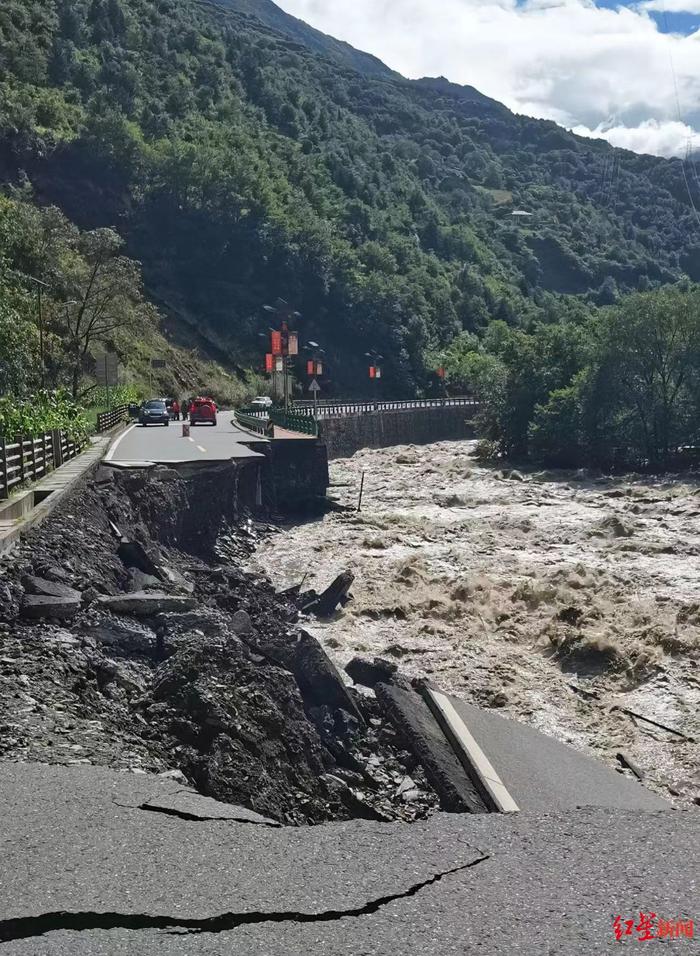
[106,414,265,465]
[1,763,696,955]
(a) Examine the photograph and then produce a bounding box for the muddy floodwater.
[253,440,700,805]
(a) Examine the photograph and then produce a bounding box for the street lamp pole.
[365,350,383,408]
[263,300,301,414]
[24,276,50,389]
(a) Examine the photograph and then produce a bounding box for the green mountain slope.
[1,0,699,395]
[213,0,396,77]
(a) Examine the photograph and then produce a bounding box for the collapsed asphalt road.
[0,459,697,954]
[0,461,439,824]
[0,764,696,954]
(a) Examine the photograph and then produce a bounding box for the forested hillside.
[1,0,699,401]
[217,0,395,77]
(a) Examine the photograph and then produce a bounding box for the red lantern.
[265,353,273,373]
[316,361,323,376]
[288,331,299,357]
[271,331,282,356]
[307,360,315,376]
[369,366,376,379]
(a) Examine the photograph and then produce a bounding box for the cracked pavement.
[1,763,697,954]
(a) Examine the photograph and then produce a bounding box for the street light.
[22,275,50,389]
[259,331,283,403]
[261,300,301,412]
[365,351,384,406]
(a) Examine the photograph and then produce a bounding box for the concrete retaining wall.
[319,405,477,460]
[238,439,330,513]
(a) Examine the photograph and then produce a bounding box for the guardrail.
[270,409,319,437]
[292,397,478,417]
[0,430,84,500]
[96,405,128,433]
[234,410,269,435]
[237,407,319,437]
[236,398,476,435]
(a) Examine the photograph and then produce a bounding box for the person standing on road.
[181,399,188,421]
[172,399,180,421]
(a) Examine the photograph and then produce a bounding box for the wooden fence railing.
[0,429,84,500]
[96,405,128,433]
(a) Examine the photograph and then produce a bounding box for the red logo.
[613,913,694,941]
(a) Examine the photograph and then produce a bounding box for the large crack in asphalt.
[111,794,282,827]
[135,802,282,827]
[0,856,489,943]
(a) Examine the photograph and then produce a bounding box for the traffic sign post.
[95,352,119,410]
[149,358,166,396]
[309,378,321,420]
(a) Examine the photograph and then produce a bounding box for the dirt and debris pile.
[0,464,438,825]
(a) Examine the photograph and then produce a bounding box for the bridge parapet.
[293,397,477,418]
[317,401,479,460]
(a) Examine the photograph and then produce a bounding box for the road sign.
[309,378,321,419]
[95,352,118,387]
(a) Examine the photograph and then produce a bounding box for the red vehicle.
[189,397,217,426]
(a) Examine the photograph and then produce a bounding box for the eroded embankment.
[254,440,700,806]
[0,462,437,824]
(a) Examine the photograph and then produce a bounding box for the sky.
[275,0,700,157]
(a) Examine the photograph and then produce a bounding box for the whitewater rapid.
[253,439,700,805]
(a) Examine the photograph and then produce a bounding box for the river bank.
[254,439,700,806]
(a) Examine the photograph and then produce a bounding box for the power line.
[665,13,700,228]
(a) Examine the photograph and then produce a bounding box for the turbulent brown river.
[253,439,700,805]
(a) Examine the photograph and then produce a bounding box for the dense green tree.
[0,195,152,398]
[592,287,700,466]
[0,0,699,397]
[56,227,154,396]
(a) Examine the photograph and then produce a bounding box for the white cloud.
[276,0,700,156]
[572,118,696,155]
[640,0,700,13]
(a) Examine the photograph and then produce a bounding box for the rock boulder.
[20,594,81,620]
[97,592,196,616]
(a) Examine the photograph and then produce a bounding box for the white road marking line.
[188,437,195,443]
[197,445,207,453]
[104,424,136,462]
